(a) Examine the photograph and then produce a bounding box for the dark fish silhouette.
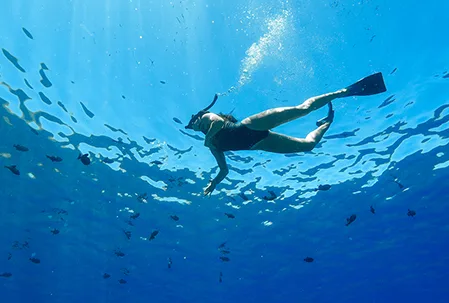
[219,271,223,283]
[304,257,314,263]
[102,157,114,164]
[13,144,28,151]
[173,117,183,124]
[370,206,375,214]
[50,229,60,235]
[78,154,90,165]
[316,184,331,191]
[170,215,179,221]
[118,279,127,284]
[22,27,34,39]
[123,230,131,240]
[407,209,416,217]
[150,160,163,165]
[220,249,231,254]
[103,273,111,279]
[390,68,397,75]
[262,190,277,200]
[137,193,148,203]
[345,214,357,226]
[0,272,12,278]
[168,257,172,269]
[5,165,20,175]
[220,256,230,262]
[160,80,166,84]
[218,242,227,249]
[224,213,235,219]
[239,193,249,201]
[394,180,405,189]
[130,212,140,220]
[46,155,63,162]
[114,250,125,257]
[149,230,159,241]
[30,257,40,264]
[7,253,12,260]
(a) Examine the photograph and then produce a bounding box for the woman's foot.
[316,102,334,126]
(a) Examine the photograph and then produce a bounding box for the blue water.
[1,1,449,302]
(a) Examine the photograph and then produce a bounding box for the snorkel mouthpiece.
[185,94,219,129]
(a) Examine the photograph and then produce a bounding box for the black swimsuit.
[210,122,269,151]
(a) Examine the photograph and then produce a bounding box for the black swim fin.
[344,72,386,97]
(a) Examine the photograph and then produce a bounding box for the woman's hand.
[204,180,216,196]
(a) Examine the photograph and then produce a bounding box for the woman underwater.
[185,72,387,195]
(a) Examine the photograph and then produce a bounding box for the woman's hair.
[217,112,238,123]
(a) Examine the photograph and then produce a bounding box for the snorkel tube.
[185,94,219,129]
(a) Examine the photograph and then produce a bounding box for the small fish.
[7,253,12,260]
[121,95,126,99]
[137,193,148,203]
[121,268,130,276]
[224,213,235,219]
[369,35,376,42]
[390,68,397,75]
[149,230,159,241]
[13,144,29,152]
[219,271,223,283]
[218,242,227,249]
[394,179,405,189]
[220,249,231,254]
[46,155,63,162]
[130,212,140,220]
[22,27,34,39]
[168,257,172,269]
[78,153,91,165]
[118,279,127,284]
[30,257,40,264]
[219,256,230,262]
[114,250,125,257]
[160,80,166,84]
[304,257,314,263]
[238,193,249,201]
[150,160,163,165]
[173,117,183,124]
[407,209,416,217]
[103,273,111,279]
[102,157,114,164]
[170,215,179,221]
[50,229,60,235]
[5,165,20,175]
[370,206,375,214]
[316,184,331,191]
[263,190,277,200]
[123,230,131,240]
[345,214,357,226]
[0,272,12,278]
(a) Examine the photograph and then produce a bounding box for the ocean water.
[1,0,449,302]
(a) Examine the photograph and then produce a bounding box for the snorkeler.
[185,72,387,195]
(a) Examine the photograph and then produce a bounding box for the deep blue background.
[1,0,449,302]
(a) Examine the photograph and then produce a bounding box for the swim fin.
[344,72,386,97]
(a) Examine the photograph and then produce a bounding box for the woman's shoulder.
[202,112,225,122]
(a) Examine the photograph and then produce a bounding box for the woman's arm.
[202,114,225,148]
[204,148,229,195]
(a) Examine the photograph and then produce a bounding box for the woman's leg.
[241,89,347,131]
[250,122,331,154]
